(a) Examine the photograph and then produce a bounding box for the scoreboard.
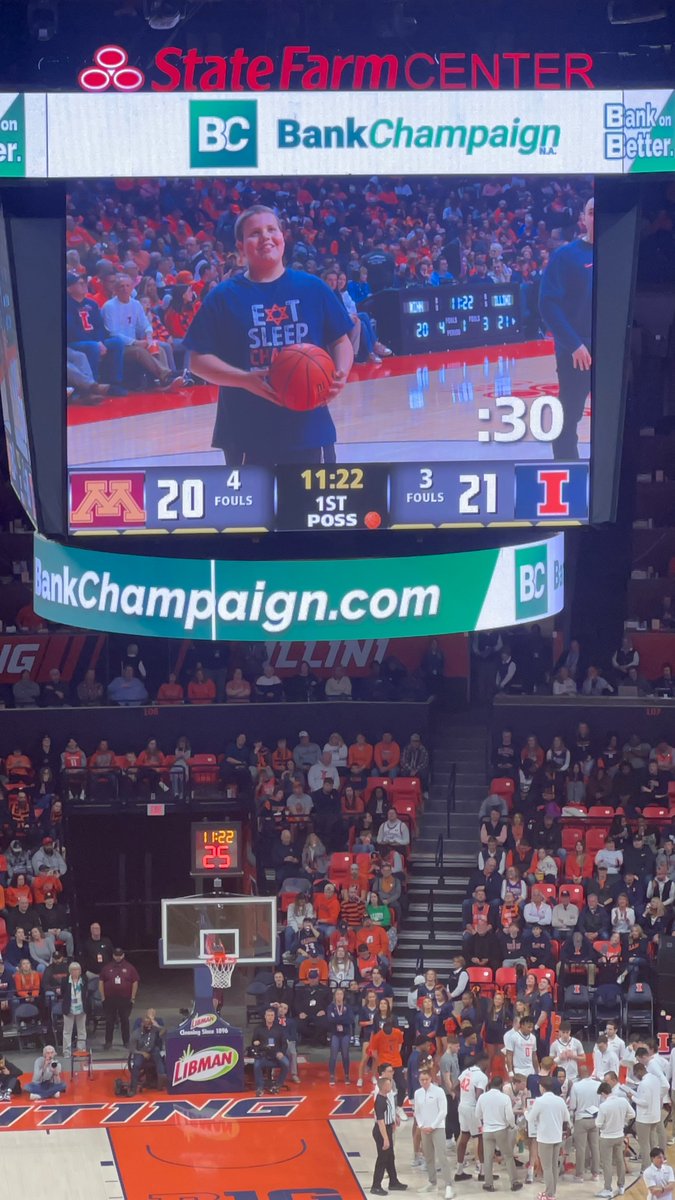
[68,459,590,534]
[399,284,521,355]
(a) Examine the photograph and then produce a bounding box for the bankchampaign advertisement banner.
[33,532,564,640]
[0,89,673,177]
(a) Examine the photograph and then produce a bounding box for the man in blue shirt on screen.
[539,195,594,462]
[184,205,353,466]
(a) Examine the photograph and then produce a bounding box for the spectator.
[0,1052,22,1097]
[156,672,184,704]
[287,661,322,702]
[187,667,216,705]
[27,1046,67,1100]
[99,948,140,1050]
[255,663,284,701]
[348,733,374,775]
[552,667,577,696]
[612,634,639,682]
[102,274,177,388]
[400,733,430,785]
[324,666,352,700]
[62,961,87,1055]
[495,646,517,693]
[128,1012,166,1094]
[76,668,104,706]
[373,733,401,779]
[12,670,40,708]
[66,272,126,390]
[581,666,614,696]
[225,668,251,703]
[42,668,70,708]
[32,837,67,879]
[323,732,348,771]
[420,638,445,694]
[377,807,410,848]
[308,751,340,794]
[294,731,321,772]
[37,893,73,957]
[107,666,149,706]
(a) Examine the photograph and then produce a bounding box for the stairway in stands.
[390,711,488,1006]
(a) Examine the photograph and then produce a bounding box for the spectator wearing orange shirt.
[32,868,63,906]
[5,746,33,781]
[5,874,32,907]
[187,668,216,704]
[272,738,293,776]
[348,733,374,775]
[355,943,379,984]
[137,739,169,794]
[315,883,341,937]
[373,733,401,778]
[12,958,41,1016]
[157,673,184,704]
[356,917,390,966]
[340,886,367,928]
[298,955,329,985]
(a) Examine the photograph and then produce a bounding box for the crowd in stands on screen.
[64,174,592,399]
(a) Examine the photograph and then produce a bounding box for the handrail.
[426,885,436,942]
[434,834,445,887]
[446,762,457,836]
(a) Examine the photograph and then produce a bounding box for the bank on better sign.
[0,95,25,177]
[190,99,258,167]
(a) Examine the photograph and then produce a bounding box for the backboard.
[160,895,276,967]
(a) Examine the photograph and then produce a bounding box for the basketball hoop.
[205,953,237,990]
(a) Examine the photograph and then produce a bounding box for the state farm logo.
[78,46,145,92]
[70,473,146,529]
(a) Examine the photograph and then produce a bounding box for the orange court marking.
[0,1066,370,1200]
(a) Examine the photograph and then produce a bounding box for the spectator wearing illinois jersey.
[99,948,140,1051]
[66,273,126,392]
[454,1055,489,1183]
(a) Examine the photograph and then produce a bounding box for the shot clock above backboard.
[190,822,243,877]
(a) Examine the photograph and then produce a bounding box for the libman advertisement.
[165,1012,245,1094]
[33,532,564,641]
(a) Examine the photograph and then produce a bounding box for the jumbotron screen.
[65,173,593,533]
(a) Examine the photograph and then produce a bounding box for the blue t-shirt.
[183,269,352,460]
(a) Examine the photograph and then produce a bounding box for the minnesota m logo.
[70,474,146,528]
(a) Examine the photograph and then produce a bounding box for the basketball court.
[0,896,657,1199]
[67,341,591,470]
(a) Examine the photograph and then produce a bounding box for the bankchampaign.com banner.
[33,532,564,641]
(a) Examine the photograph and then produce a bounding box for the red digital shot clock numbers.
[190,821,243,876]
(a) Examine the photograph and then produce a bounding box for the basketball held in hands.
[268,343,336,411]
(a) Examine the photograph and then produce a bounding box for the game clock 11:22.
[190,821,242,876]
[274,463,390,530]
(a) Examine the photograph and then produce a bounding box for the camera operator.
[27,1045,67,1099]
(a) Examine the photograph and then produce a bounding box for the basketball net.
[205,953,237,990]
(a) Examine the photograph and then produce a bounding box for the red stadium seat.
[188,754,219,786]
[530,967,556,990]
[643,806,669,821]
[586,828,608,853]
[0,917,7,953]
[561,826,584,851]
[328,853,353,888]
[392,798,417,833]
[495,967,517,999]
[561,884,585,908]
[537,883,557,903]
[587,805,614,822]
[466,967,494,997]
[489,778,515,808]
[549,939,560,963]
[280,892,299,914]
[392,777,422,805]
[363,777,392,803]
